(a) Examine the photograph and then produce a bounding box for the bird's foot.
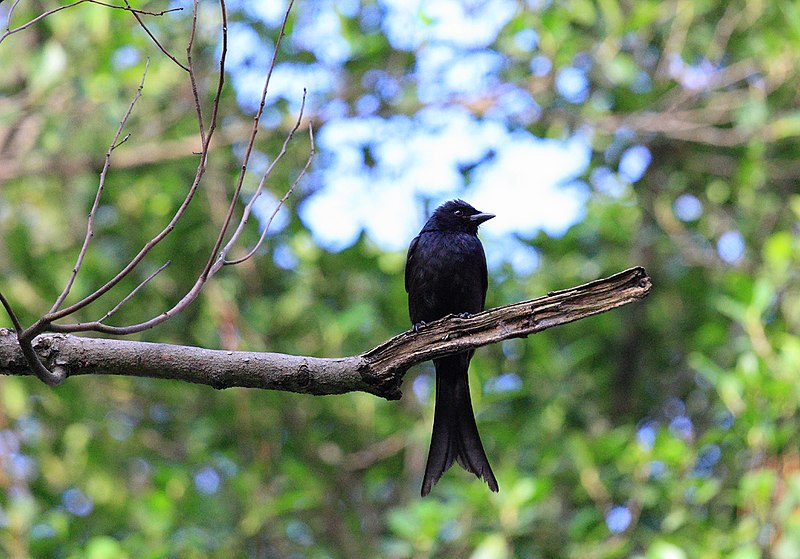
[456,312,472,319]
[412,321,427,333]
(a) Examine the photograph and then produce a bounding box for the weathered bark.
[0,267,651,400]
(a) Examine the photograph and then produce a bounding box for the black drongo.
[405,199,498,496]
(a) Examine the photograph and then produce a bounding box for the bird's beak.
[469,212,495,224]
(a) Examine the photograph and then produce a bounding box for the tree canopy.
[1,1,800,557]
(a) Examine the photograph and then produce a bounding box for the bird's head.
[424,199,495,233]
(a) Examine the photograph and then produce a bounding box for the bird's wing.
[479,241,489,309]
[404,235,420,293]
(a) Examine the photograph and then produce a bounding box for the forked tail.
[421,354,498,496]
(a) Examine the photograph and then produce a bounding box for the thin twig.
[26,0,270,337]
[222,90,310,264]
[112,133,131,150]
[2,289,63,385]
[187,0,206,144]
[0,291,24,334]
[0,0,181,45]
[124,0,188,72]
[49,58,150,314]
[87,0,180,16]
[98,261,171,324]
[8,0,304,352]
[204,0,295,272]
[89,0,180,16]
[3,0,25,33]
[3,0,86,41]
[24,2,222,330]
[200,0,228,161]
[225,123,315,265]
[191,0,294,281]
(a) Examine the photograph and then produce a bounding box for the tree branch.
[50,58,150,315]
[11,0,308,351]
[0,0,182,46]
[0,267,651,400]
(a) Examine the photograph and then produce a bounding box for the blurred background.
[1,0,800,557]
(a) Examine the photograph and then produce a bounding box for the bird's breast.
[407,232,486,323]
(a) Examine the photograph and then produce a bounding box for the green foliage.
[2,1,800,557]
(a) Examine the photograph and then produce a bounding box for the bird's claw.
[413,321,427,333]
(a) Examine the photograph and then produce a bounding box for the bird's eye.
[454,210,463,216]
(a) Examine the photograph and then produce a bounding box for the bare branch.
[223,91,313,265]
[50,58,150,314]
[203,0,295,274]
[98,261,171,324]
[4,0,310,382]
[2,294,63,386]
[1,268,652,399]
[111,133,131,150]
[44,0,232,328]
[2,0,88,43]
[23,4,221,331]
[87,1,181,16]
[187,0,207,143]
[13,0,303,343]
[200,0,228,166]
[123,0,188,72]
[41,128,313,336]
[0,290,24,334]
[362,267,652,395]
[225,122,315,266]
[1,0,181,46]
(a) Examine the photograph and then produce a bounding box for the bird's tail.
[421,353,498,496]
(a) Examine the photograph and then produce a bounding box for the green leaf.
[647,541,687,559]
[85,536,126,559]
[471,534,510,559]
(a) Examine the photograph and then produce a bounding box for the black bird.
[405,199,498,496]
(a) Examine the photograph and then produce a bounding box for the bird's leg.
[413,321,427,333]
